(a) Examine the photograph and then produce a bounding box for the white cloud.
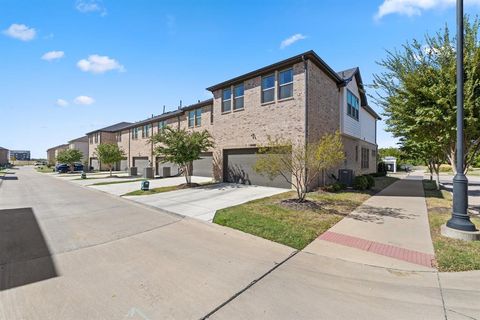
[42,51,65,61]
[280,33,307,49]
[77,54,125,74]
[375,0,480,20]
[74,96,95,105]
[2,23,36,41]
[56,99,69,107]
[75,0,107,16]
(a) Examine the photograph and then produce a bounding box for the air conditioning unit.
[338,169,354,187]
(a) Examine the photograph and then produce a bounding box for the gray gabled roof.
[46,144,68,152]
[68,136,88,144]
[85,122,133,135]
[206,50,343,92]
[122,109,184,130]
[0,146,8,151]
[337,67,381,120]
[181,99,213,111]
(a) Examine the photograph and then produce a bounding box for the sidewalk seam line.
[199,250,300,320]
[436,272,448,320]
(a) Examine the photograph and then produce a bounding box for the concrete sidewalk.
[305,171,436,271]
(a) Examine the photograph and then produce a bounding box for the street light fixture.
[445,0,478,233]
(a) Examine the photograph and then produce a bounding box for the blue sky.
[1,0,479,158]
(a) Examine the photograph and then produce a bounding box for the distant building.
[383,156,397,173]
[46,144,68,165]
[0,147,9,165]
[68,136,89,163]
[10,150,30,161]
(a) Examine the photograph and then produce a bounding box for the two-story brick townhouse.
[205,50,380,188]
[86,122,132,170]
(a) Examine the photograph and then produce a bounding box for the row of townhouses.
[48,50,380,189]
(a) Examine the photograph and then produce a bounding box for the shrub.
[377,162,387,175]
[353,175,368,190]
[324,182,346,193]
[439,164,452,172]
[365,175,375,189]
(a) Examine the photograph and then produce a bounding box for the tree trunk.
[110,165,113,177]
[448,147,457,175]
[434,164,441,191]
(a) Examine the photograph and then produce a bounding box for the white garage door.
[90,158,99,171]
[133,157,149,176]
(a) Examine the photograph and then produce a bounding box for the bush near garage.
[353,175,369,190]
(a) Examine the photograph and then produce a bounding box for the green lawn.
[123,181,215,196]
[35,166,55,173]
[91,178,145,186]
[423,180,480,272]
[213,176,399,250]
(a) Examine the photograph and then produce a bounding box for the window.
[278,68,293,100]
[158,121,166,130]
[233,83,244,110]
[188,110,195,128]
[261,74,275,103]
[355,145,358,162]
[142,124,150,138]
[222,88,231,113]
[89,135,93,144]
[94,132,99,143]
[116,132,122,142]
[361,147,370,169]
[347,90,359,120]
[132,127,139,140]
[195,108,202,127]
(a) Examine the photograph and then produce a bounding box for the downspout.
[302,55,309,191]
[128,129,131,168]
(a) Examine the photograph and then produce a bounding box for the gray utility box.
[338,169,354,187]
[162,167,171,178]
[129,167,138,176]
[144,167,154,179]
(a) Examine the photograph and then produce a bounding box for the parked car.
[56,163,84,173]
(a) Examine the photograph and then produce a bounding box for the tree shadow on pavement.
[0,208,58,290]
[346,205,417,224]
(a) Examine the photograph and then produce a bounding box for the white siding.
[341,80,361,138]
[360,108,376,144]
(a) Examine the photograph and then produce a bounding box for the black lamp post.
[446,0,477,232]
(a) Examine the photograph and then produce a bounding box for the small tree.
[151,127,214,184]
[95,143,125,176]
[56,149,83,172]
[254,132,345,202]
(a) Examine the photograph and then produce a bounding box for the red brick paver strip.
[318,231,436,268]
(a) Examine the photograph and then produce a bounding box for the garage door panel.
[133,157,149,176]
[193,152,213,177]
[224,149,290,189]
[156,157,180,177]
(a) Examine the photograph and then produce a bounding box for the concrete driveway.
[90,175,213,195]
[124,183,289,222]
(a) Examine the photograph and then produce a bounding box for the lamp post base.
[441,224,480,241]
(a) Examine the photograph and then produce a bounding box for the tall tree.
[151,127,214,185]
[95,143,125,176]
[372,17,480,175]
[56,149,83,172]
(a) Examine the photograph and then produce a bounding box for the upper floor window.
[142,124,150,138]
[233,84,244,110]
[347,90,359,121]
[158,120,166,130]
[222,88,231,113]
[195,108,202,127]
[89,135,93,144]
[188,110,195,127]
[94,132,99,143]
[116,132,122,142]
[132,127,139,140]
[278,68,293,100]
[261,74,275,103]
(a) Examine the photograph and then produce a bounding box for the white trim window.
[142,124,151,138]
[261,74,275,103]
[278,68,293,99]
[132,127,139,140]
[195,108,202,127]
[116,132,122,142]
[188,110,195,128]
[222,88,232,113]
[347,89,359,121]
[158,120,166,130]
[233,83,244,110]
